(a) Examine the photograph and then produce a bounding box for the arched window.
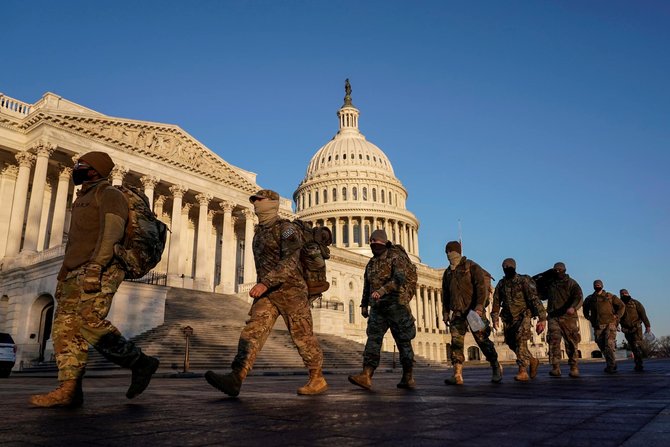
[362,187,368,201]
[315,190,319,205]
[332,188,337,201]
[349,300,355,324]
[364,224,370,243]
[308,194,312,207]
[323,189,328,203]
[468,347,481,361]
[343,223,349,245]
[352,187,358,200]
[372,188,377,202]
[381,189,385,203]
[353,223,360,244]
[342,187,347,201]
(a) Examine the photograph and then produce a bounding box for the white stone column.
[242,208,257,284]
[23,143,55,252]
[36,179,54,251]
[336,218,343,247]
[392,220,399,245]
[413,227,420,257]
[194,193,212,291]
[70,154,82,204]
[358,216,365,247]
[153,195,168,273]
[5,152,35,256]
[415,286,422,330]
[167,185,187,286]
[154,195,166,218]
[207,210,217,289]
[427,288,435,330]
[181,204,194,278]
[48,166,72,248]
[0,165,18,258]
[140,175,160,210]
[110,165,128,186]
[218,201,236,293]
[347,217,354,247]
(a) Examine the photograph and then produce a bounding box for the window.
[323,189,328,203]
[362,187,367,201]
[342,187,347,201]
[381,189,385,203]
[308,194,312,207]
[372,188,377,202]
[332,188,337,201]
[364,224,370,242]
[349,300,355,324]
[315,190,319,205]
[353,223,360,244]
[352,187,358,200]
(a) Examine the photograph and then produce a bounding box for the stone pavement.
[1,359,669,447]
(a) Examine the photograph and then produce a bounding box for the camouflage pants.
[503,314,534,367]
[53,264,141,381]
[363,302,416,369]
[594,323,618,368]
[623,326,644,366]
[231,289,323,375]
[449,313,498,365]
[547,316,581,366]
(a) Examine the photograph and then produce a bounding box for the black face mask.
[621,295,631,302]
[72,169,90,185]
[555,270,566,280]
[370,244,387,257]
[503,267,516,278]
[594,286,603,293]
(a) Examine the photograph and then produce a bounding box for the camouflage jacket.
[361,246,412,307]
[583,290,625,326]
[441,257,489,315]
[253,218,306,293]
[544,275,583,318]
[492,274,547,323]
[620,297,650,331]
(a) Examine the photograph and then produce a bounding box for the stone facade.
[0,90,597,370]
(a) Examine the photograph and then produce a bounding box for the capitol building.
[0,86,597,371]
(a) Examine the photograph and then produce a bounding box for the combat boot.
[529,358,540,379]
[397,366,416,389]
[549,364,561,377]
[126,353,160,399]
[514,365,529,382]
[348,366,375,390]
[297,368,328,395]
[491,361,503,383]
[444,363,464,385]
[569,364,580,378]
[205,369,245,397]
[29,379,83,408]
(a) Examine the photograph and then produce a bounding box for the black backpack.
[292,220,332,297]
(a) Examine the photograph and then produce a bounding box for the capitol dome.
[294,81,420,261]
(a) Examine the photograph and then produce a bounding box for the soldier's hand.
[536,320,546,335]
[371,291,381,301]
[361,307,369,319]
[566,307,575,316]
[82,263,102,293]
[249,283,268,298]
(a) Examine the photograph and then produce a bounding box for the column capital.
[71,153,82,164]
[15,151,36,168]
[195,193,213,206]
[208,209,217,221]
[58,165,73,180]
[219,200,235,213]
[110,165,128,182]
[154,194,167,207]
[169,184,188,198]
[140,175,160,189]
[1,164,19,179]
[182,202,193,214]
[31,141,56,158]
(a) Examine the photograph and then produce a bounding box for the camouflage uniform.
[53,179,143,382]
[544,275,583,367]
[620,295,651,369]
[442,257,498,365]
[492,274,547,367]
[583,290,625,370]
[231,218,323,375]
[360,245,416,369]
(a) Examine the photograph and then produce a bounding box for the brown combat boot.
[491,361,503,383]
[205,369,246,397]
[549,364,561,377]
[297,368,328,395]
[397,366,416,389]
[29,379,83,408]
[445,363,464,385]
[348,366,375,390]
[529,358,540,379]
[514,365,530,382]
[569,364,580,378]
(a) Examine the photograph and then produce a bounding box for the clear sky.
[3,1,669,336]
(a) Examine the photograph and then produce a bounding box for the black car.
[0,332,17,377]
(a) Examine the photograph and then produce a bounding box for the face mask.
[447,251,462,269]
[253,199,279,225]
[72,169,90,185]
[555,270,566,280]
[370,243,387,257]
[621,294,631,302]
[503,267,516,278]
[594,286,603,293]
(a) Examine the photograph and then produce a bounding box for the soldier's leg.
[603,324,617,369]
[283,297,324,370]
[627,328,645,370]
[52,276,89,382]
[362,307,390,369]
[503,320,521,366]
[515,315,533,369]
[231,297,280,376]
[449,318,467,365]
[388,303,416,369]
[472,316,502,383]
[560,316,581,367]
[547,318,562,376]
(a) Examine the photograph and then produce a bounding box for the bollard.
[182,325,193,373]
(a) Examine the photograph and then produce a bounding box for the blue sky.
[3,1,669,336]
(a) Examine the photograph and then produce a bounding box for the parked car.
[0,332,17,377]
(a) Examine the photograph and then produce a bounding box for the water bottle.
[643,331,656,344]
[467,310,486,332]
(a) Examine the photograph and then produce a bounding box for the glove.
[361,306,369,319]
[82,263,102,293]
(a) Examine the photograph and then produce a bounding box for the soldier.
[348,230,417,390]
[538,262,583,378]
[583,280,625,374]
[619,289,652,372]
[205,189,327,396]
[491,258,547,382]
[30,152,159,408]
[442,241,502,385]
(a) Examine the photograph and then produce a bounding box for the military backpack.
[292,220,332,297]
[388,244,418,302]
[113,185,168,279]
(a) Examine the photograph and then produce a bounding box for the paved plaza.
[1,359,669,447]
